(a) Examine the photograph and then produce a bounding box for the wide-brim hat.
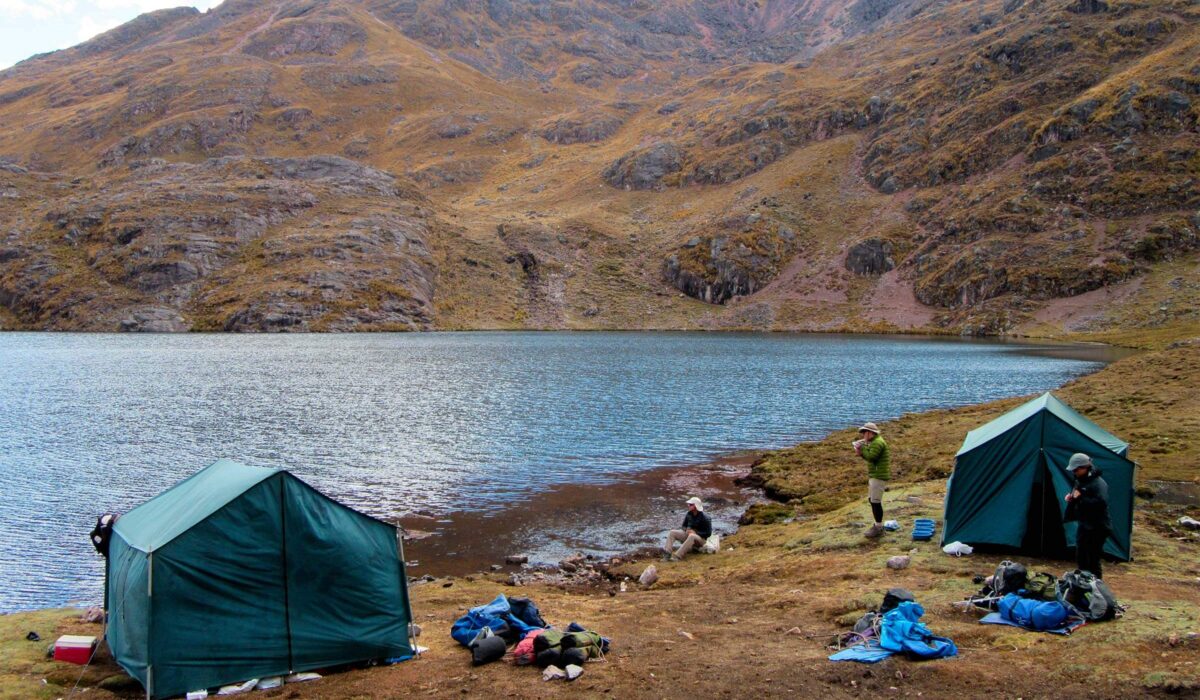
[685,496,704,512]
[858,422,881,435]
[1068,453,1093,470]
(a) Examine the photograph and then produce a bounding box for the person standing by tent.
[663,496,712,560]
[854,422,890,538]
[1064,452,1111,579]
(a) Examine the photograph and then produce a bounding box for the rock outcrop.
[0,156,439,332]
[603,142,684,190]
[845,239,896,276]
[663,215,801,304]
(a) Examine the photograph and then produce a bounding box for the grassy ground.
[3,330,1197,699]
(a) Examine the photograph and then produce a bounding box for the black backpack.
[881,588,915,614]
[992,560,1028,596]
[1057,569,1120,621]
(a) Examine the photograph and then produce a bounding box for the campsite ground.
[4,332,1198,699]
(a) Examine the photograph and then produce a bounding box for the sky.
[0,0,224,70]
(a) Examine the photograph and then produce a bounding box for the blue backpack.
[998,593,1070,631]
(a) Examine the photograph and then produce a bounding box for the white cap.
[685,497,703,512]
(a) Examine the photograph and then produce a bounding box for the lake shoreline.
[399,450,763,578]
[3,336,1197,698]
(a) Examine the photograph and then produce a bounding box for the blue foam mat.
[979,612,1085,635]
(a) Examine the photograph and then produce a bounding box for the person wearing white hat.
[663,496,712,560]
[853,421,891,538]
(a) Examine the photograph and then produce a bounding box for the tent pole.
[279,477,294,674]
[397,529,415,653]
[1039,448,1047,556]
[147,550,153,700]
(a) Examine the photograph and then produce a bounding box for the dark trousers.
[1075,528,1105,579]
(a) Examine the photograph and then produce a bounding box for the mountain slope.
[0,0,1196,335]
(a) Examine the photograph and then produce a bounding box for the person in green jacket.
[854,421,890,538]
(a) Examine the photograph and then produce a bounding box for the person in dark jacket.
[1064,452,1111,579]
[663,497,712,560]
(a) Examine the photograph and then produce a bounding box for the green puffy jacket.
[860,435,891,481]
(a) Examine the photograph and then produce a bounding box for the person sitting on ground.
[663,496,712,560]
[1064,452,1111,579]
[853,421,891,538]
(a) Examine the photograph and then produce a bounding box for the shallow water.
[0,331,1119,611]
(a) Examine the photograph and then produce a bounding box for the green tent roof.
[957,392,1129,458]
[114,459,282,552]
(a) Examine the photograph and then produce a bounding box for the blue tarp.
[980,612,1085,635]
[829,645,893,664]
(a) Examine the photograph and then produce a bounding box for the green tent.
[106,459,414,699]
[942,393,1135,562]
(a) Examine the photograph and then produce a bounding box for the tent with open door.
[106,459,413,699]
[941,392,1135,562]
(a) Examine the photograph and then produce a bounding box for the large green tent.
[106,459,413,699]
[941,392,1135,562]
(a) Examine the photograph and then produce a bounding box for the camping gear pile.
[829,588,958,664]
[942,392,1134,562]
[959,560,1123,634]
[452,594,611,682]
[104,460,415,699]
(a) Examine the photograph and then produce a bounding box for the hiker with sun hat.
[663,496,712,560]
[854,421,891,538]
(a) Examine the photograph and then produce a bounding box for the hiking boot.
[864,523,884,539]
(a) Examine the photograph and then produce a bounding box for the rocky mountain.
[0,0,1196,334]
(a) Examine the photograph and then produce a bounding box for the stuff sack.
[470,635,507,666]
[942,541,974,556]
[881,588,916,614]
[1057,569,1119,622]
[1024,572,1058,601]
[997,594,1070,631]
[702,534,721,554]
[992,560,1028,596]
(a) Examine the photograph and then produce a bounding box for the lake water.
[0,332,1119,611]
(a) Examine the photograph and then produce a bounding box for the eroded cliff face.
[0,0,1196,334]
[0,156,437,331]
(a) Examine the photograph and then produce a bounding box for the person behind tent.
[1064,452,1111,579]
[854,421,890,538]
[663,496,712,560]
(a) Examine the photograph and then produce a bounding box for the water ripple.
[0,331,1111,611]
